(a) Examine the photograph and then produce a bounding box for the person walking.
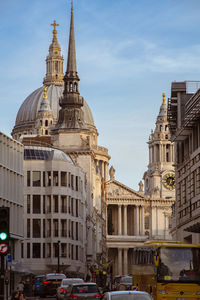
[11,291,20,300]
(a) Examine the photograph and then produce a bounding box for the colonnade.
[108,204,145,236]
[94,159,109,181]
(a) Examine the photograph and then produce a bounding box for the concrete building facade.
[0,132,24,291]
[22,145,87,275]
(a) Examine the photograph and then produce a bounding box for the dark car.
[65,282,102,299]
[40,273,66,297]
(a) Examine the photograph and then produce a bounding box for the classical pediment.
[106,179,145,200]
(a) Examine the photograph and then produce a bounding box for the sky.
[1,0,200,190]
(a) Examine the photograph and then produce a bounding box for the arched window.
[74,82,77,92]
[165,125,168,131]
[45,120,48,127]
[70,82,73,92]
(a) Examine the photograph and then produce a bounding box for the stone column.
[140,206,144,235]
[124,248,128,275]
[118,205,122,235]
[134,206,139,235]
[105,162,108,181]
[101,161,105,179]
[118,248,122,275]
[123,205,127,235]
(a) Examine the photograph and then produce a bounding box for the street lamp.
[57,241,60,273]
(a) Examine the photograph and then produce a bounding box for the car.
[102,291,153,300]
[117,275,133,290]
[65,282,102,299]
[33,275,45,296]
[39,273,66,297]
[56,278,84,300]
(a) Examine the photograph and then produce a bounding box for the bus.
[132,241,200,299]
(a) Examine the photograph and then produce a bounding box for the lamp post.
[57,241,60,273]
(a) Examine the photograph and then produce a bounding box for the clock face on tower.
[162,173,175,190]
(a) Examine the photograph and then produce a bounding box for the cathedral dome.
[12,84,95,137]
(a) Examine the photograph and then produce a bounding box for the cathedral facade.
[106,94,175,276]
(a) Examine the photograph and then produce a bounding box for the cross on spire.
[51,20,59,31]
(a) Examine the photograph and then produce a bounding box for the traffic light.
[0,207,9,243]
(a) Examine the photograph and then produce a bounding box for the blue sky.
[1,0,200,190]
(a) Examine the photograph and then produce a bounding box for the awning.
[184,222,200,233]
[11,261,32,274]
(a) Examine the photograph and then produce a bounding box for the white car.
[56,278,84,300]
[102,290,153,300]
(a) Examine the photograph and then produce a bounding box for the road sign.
[0,243,8,254]
[7,254,12,262]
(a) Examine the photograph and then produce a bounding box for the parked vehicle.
[102,290,153,300]
[40,273,66,297]
[117,275,133,291]
[56,278,84,300]
[65,282,102,299]
[33,275,45,296]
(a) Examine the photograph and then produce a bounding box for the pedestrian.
[11,291,20,300]
[17,281,24,293]
[19,292,26,300]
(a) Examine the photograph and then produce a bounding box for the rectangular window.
[54,195,58,213]
[76,199,78,217]
[71,198,74,216]
[71,221,74,240]
[53,171,59,186]
[21,243,24,259]
[61,172,67,186]
[53,243,59,258]
[61,196,67,213]
[27,195,30,214]
[76,176,78,191]
[33,195,41,214]
[43,219,45,238]
[43,243,45,258]
[76,222,78,241]
[32,243,41,258]
[27,171,30,187]
[27,243,30,258]
[32,171,41,187]
[47,171,51,186]
[71,245,74,260]
[33,219,41,238]
[43,195,45,213]
[27,219,30,238]
[43,172,46,187]
[61,243,67,258]
[47,219,51,237]
[71,174,74,190]
[68,172,71,187]
[53,219,58,237]
[47,195,51,213]
[76,245,78,260]
[61,220,67,237]
[47,243,51,258]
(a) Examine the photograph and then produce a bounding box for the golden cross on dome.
[51,20,59,31]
